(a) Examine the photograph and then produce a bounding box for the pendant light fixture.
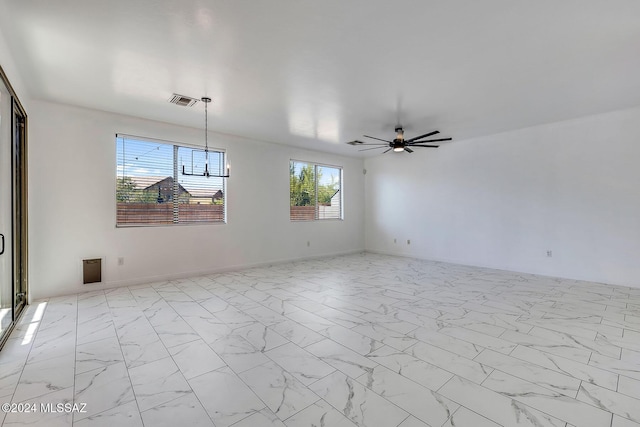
[182,96,230,178]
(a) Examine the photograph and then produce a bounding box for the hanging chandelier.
[182,96,230,178]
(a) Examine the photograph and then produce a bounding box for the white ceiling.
[1,0,640,156]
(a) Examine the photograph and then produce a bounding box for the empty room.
[1,1,640,426]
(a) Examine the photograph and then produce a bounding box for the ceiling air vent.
[168,94,199,107]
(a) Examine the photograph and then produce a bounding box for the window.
[116,134,227,226]
[290,160,342,220]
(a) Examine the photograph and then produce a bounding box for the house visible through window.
[290,160,342,220]
[116,134,226,226]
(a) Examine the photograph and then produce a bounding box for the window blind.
[116,134,226,226]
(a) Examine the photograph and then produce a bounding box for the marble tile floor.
[1,253,640,426]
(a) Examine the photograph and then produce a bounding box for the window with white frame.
[290,160,342,220]
[116,134,227,226]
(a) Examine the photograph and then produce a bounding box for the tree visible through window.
[116,135,226,226]
[290,160,342,220]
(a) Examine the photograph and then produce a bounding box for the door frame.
[12,99,27,317]
[0,64,28,350]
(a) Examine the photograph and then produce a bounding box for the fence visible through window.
[116,135,226,226]
[290,160,342,221]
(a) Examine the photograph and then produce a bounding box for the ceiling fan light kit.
[348,126,452,154]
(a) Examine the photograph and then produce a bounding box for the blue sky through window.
[116,136,224,192]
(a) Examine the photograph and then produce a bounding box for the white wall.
[29,101,365,300]
[365,106,640,288]
[0,22,30,111]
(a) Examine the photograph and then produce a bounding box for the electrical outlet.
[407,239,411,245]
[546,250,552,257]
[117,257,124,266]
[307,241,310,247]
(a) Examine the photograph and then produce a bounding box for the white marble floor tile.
[27,329,76,364]
[355,365,458,426]
[73,400,143,427]
[318,324,384,355]
[208,304,256,326]
[410,327,484,357]
[269,319,325,348]
[408,341,492,384]
[396,416,429,427]
[3,387,73,427]
[75,335,123,374]
[500,329,593,364]
[140,392,214,427]
[259,297,302,317]
[265,342,336,386]
[244,305,286,326]
[528,326,622,359]
[234,322,289,352]
[13,353,75,402]
[188,366,265,427]
[119,332,170,369]
[198,295,230,314]
[112,313,156,343]
[5,253,640,427]
[143,304,181,327]
[175,283,214,302]
[365,345,453,391]
[618,375,640,399]
[481,369,612,426]
[0,360,24,399]
[305,339,378,379]
[209,334,270,373]
[510,344,619,391]
[352,323,417,351]
[441,407,500,427]
[128,357,191,411]
[74,361,135,421]
[613,414,640,427]
[438,324,517,354]
[283,399,358,427]
[285,310,340,332]
[232,408,287,427]
[438,375,566,427]
[0,338,32,366]
[153,318,200,348]
[76,314,116,346]
[167,339,226,379]
[239,361,320,420]
[314,307,367,328]
[168,301,213,319]
[318,296,371,317]
[577,382,640,424]
[309,370,409,427]
[181,314,231,343]
[474,348,581,397]
[589,352,640,381]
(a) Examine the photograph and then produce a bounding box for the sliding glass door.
[0,66,27,348]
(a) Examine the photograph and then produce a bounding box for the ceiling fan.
[347,127,452,153]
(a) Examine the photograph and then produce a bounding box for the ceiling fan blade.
[359,146,387,151]
[410,144,440,148]
[405,130,439,143]
[404,147,414,153]
[407,137,452,144]
[383,148,392,153]
[363,135,394,143]
[358,143,389,145]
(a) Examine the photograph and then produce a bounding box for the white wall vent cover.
[168,94,199,107]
